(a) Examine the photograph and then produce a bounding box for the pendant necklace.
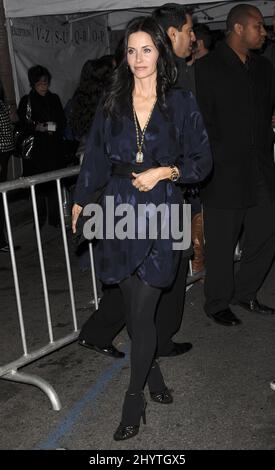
[132,97,157,164]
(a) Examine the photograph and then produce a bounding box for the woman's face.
[34,76,49,96]
[127,31,159,81]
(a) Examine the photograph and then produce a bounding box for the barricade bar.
[2,191,28,355]
[56,178,78,331]
[0,332,79,377]
[0,166,80,192]
[30,185,54,342]
[0,166,82,410]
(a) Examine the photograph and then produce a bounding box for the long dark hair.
[103,16,177,118]
[70,56,114,138]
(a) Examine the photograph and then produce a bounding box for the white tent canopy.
[4,0,275,21]
[3,0,226,18]
[3,0,274,104]
[4,1,275,32]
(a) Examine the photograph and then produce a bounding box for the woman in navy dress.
[72,16,212,441]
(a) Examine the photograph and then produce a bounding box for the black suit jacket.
[174,55,196,96]
[196,41,275,209]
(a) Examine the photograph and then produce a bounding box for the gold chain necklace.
[132,97,157,164]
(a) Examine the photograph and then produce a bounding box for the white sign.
[11,14,109,105]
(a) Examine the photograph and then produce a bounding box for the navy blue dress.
[74,89,212,288]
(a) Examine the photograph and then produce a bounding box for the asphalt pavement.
[0,198,275,454]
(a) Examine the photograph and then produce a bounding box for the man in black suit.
[196,4,275,326]
[78,4,203,358]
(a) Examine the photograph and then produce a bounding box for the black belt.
[111,162,159,179]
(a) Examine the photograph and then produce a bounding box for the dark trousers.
[204,183,275,315]
[36,182,60,227]
[0,152,11,247]
[185,193,202,217]
[79,254,189,355]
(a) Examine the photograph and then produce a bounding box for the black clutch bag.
[74,185,106,247]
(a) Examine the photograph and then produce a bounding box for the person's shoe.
[150,387,173,404]
[236,299,275,315]
[0,244,21,253]
[159,342,192,357]
[207,308,242,326]
[113,422,140,441]
[113,392,147,441]
[78,339,125,358]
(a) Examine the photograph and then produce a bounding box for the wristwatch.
[169,165,180,182]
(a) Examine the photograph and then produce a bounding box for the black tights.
[119,275,164,394]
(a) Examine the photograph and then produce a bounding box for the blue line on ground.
[36,351,128,450]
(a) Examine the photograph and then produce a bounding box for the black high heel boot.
[147,361,173,404]
[113,391,147,441]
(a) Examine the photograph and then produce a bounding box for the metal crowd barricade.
[0,167,99,410]
[0,169,241,409]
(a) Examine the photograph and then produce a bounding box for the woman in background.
[66,55,114,162]
[17,65,65,227]
[0,80,14,252]
[66,56,114,269]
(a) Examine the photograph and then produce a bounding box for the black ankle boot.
[150,387,173,404]
[113,391,147,441]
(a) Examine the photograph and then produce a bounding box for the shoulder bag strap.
[26,95,32,122]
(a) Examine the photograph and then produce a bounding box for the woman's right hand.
[72,203,83,233]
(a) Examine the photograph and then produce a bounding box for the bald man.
[196,4,275,326]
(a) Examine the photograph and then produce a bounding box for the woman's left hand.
[132,167,171,192]
[72,203,83,233]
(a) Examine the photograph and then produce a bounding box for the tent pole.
[5,18,20,105]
